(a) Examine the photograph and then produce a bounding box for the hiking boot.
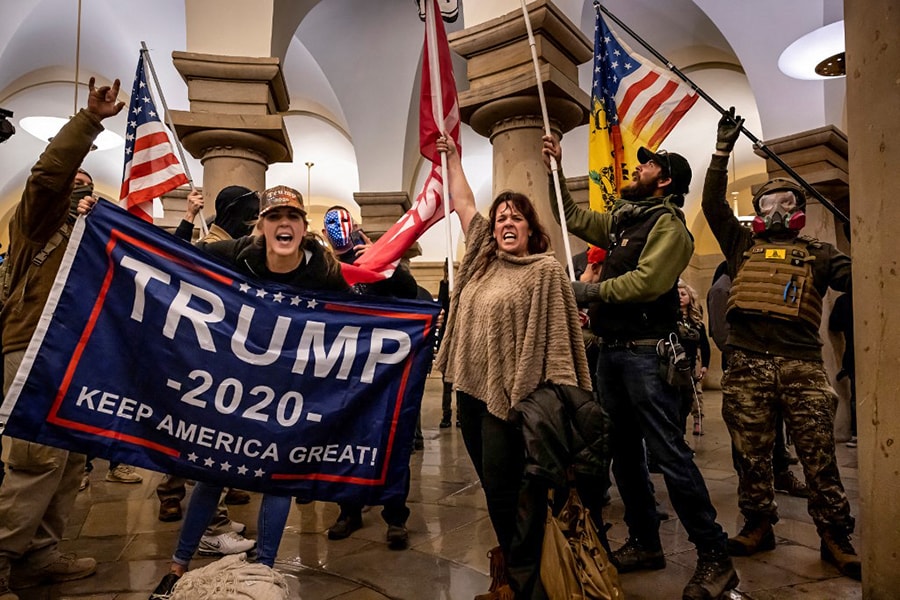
[78,471,90,492]
[727,517,775,556]
[386,524,409,550]
[820,530,861,580]
[105,464,143,483]
[327,512,363,540]
[10,553,96,588]
[158,498,182,522]
[610,537,666,573]
[682,549,739,600]
[223,488,251,505]
[197,531,256,556]
[774,470,809,498]
[474,546,513,600]
[440,412,452,428]
[149,572,181,600]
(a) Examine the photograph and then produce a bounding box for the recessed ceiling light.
[19,116,124,151]
[778,20,845,80]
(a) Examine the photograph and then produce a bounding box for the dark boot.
[774,470,809,498]
[727,516,775,556]
[439,411,452,428]
[820,530,861,580]
[473,546,514,600]
[327,511,363,540]
[682,548,739,600]
[610,537,666,573]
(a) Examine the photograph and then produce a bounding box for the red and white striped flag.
[588,12,699,210]
[347,0,460,284]
[120,53,189,222]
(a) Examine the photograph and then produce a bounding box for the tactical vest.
[590,204,680,339]
[727,237,822,328]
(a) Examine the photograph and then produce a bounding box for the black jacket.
[508,384,611,488]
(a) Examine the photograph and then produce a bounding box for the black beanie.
[214,186,259,239]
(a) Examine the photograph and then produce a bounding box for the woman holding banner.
[150,185,348,599]
[433,135,592,600]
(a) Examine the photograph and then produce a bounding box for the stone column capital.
[354,191,421,259]
[449,0,591,137]
[169,51,292,165]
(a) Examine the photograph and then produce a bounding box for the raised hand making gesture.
[85,76,125,121]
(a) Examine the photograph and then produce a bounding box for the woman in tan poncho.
[434,136,591,600]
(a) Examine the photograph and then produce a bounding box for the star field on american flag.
[592,16,644,126]
[119,52,189,222]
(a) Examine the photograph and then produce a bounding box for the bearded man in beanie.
[543,134,738,600]
[0,78,124,600]
[703,108,859,580]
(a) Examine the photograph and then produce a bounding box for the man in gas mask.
[702,108,859,580]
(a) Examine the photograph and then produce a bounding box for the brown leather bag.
[541,488,624,600]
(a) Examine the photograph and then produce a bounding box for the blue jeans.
[597,344,727,553]
[173,482,291,567]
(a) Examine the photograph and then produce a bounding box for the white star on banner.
[290,297,301,306]
[204,457,215,467]
[187,453,198,462]
[272,292,284,303]
[255,289,268,299]
[239,283,251,293]
[254,468,265,477]
[307,299,318,309]
[220,461,232,472]
[237,465,248,475]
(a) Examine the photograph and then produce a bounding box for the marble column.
[169,52,292,215]
[845,0,900,595]
[449,0,591,265]
[354,191,421,259]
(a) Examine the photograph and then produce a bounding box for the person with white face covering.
[702,107,859,581]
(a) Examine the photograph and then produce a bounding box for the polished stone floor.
[19,376,862,599]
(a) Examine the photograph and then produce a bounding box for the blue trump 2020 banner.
[0,201,439,505]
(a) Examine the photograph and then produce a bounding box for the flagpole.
[520,0,576,281]
[140,41,209,237]
[425,0,456,292]
[595,3,848,225]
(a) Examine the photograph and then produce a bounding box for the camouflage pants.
[722,349,855,535]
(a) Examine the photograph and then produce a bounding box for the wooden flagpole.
[519,0,576,281]
[140,41,209,237]
[425,0,456,292]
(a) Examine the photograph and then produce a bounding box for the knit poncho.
[435,213,592,420]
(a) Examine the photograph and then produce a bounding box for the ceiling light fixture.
[18,0,123,150]
[778,20,846,80]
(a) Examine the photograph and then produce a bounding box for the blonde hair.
[678,279,703,325]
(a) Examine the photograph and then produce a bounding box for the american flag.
[348,0,460,284]
[120,53,189,222]
[588,12,699,211]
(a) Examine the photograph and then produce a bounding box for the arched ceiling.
[0,0,845,260]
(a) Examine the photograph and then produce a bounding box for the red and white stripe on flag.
[120,53,189,222]
[346,0,460,285]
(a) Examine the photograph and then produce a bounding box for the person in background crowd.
[321,206,418,550]
[703,107,860,580]
[543,133,738,600]
[148,186,349,599]
[676,280,710,436]
[435,259,458,429]
[0,77,124,600]
[828,291,856,447]
[436,134,592,600]
[162,186,258,555]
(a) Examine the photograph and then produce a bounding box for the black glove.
[716,106,745,153]
[572,281,601,305]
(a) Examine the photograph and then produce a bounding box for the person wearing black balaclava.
[174,186,259,243]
